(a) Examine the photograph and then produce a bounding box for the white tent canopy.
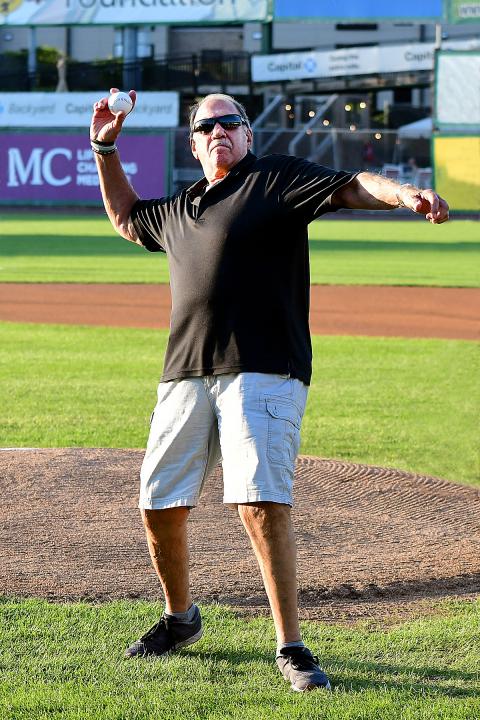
[398,117,433,138]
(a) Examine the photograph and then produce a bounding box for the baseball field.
[0,214,479,719]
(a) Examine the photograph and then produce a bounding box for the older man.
[90,90,448,692]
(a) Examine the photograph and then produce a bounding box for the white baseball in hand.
[108,91,133,116]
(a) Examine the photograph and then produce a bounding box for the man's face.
[190,98,253,180]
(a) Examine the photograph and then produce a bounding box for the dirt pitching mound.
[1,449,479,623]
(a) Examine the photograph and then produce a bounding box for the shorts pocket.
[265,397,302,468]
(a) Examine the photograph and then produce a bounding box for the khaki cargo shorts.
[139,372,308,509]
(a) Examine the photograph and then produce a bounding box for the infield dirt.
[0,283,478,340]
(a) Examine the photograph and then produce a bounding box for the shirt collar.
[186,151,257,199]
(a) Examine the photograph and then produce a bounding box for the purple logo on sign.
[0,133,167,204]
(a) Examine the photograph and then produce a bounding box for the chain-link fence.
[172,127,432,193]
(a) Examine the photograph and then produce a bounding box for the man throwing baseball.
[91,88,448,692]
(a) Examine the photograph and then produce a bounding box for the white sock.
[165,603,197,623]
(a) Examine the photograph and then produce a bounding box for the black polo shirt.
[131,151,356,385]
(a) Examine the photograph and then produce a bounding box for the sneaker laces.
[140,617,169,642]
[282,647,320,670]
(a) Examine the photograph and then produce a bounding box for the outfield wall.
[1,126,435,205]
[0,129,171,206]
[433,136,480,212]
[433,50,480,212]
[0,91,177,206]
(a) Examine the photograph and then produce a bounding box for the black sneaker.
[276,646,331,692]
[125,605,203,658]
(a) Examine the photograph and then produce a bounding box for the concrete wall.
[169,26,244,54]
[0,21,477,61]
[0,25,114,60]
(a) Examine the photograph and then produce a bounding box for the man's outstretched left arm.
[332,172,449,224]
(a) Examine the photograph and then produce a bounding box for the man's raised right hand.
[90,87,136,143]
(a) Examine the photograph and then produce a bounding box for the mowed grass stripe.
[1,215,478,286]
[0,598,479,720]
[0,322,477,485]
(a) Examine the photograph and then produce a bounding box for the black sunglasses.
[192,114,247,135]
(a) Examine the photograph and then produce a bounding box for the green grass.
[304,335,479,486]
[0,598,478,719]
[1,322,477,485]
[0,215,168,284]
[308,220,479,287]
[1,215,478,286]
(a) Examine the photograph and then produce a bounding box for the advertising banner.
[445,0,480,22]
[253,44,433,82]
[0,0,268,26]
[0,132,168,205]
[274,0,442,20]
[435,51,480,127]
[434,135,480,211]
[252,39,479,82]
[0,92,179,129]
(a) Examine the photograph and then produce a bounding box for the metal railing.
[173,127,432,192]
[0,51,252,93]
[288,95,338,158]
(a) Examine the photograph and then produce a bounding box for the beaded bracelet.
[91,138,117,155]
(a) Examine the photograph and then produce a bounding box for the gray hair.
[189,94,251,138]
